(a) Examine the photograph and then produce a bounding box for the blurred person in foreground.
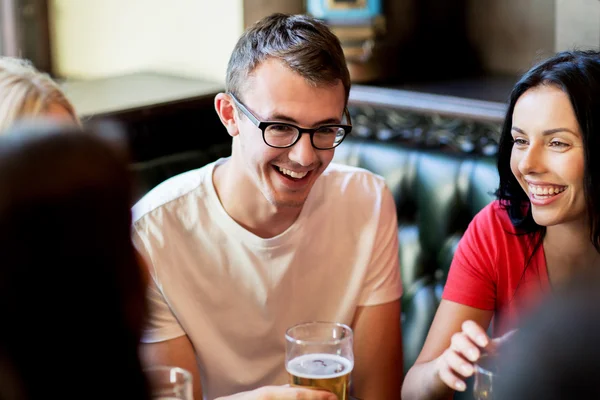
[0,57,79,133]
[0,121,150,400]
[403,50,600,399]
[133,12,403,400]
[495,271,600,399]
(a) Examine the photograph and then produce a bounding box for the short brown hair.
[226,13,351,103]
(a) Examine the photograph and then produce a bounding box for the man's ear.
[214,93,239,137]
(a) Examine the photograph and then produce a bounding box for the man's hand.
[215,385,338,400]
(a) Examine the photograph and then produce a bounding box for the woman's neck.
[544,219,600,286]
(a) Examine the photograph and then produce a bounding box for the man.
[133,13,403,400]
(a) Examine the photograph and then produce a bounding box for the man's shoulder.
[320,162,387,193]
[132,162,214,224]
[307,163,390,220]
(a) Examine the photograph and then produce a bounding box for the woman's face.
[510,85,587,227]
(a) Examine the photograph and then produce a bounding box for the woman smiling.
[402,50,600,400]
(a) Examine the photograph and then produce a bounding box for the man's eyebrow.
[267,113,341,126]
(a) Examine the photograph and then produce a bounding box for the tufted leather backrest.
[129,143,231,204]
[334,137,498,371]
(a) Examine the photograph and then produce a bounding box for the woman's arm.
[401,300,493,400]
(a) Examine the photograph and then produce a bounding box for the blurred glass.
[285,321,354,400]
[473,354,498,400]
[145,366,192,400]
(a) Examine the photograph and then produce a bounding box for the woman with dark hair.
[402,50,600,399]
[0,121,150,400]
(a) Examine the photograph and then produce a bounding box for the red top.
[442,201,551,335]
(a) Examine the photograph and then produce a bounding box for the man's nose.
[287,133,318,167]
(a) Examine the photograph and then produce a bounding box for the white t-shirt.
[132,158,402,400]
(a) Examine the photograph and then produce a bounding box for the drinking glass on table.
[285,321,354,400]
[145,366,193,400]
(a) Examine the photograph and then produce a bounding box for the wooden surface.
[243,0,303,28]
[60,71,507,124]
[349,84,508,123]
[61,72,224,119]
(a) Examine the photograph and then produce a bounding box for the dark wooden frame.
[0,0,53,74]
[0,0,19,56]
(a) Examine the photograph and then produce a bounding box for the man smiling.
[133,13,403,400]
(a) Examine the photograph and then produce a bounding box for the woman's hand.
[434,320,516,392]
[215,385,338,400]
[435,320,490,392]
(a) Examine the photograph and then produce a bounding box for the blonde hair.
[0,57,79,134]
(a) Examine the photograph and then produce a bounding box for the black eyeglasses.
[228,92,352,150]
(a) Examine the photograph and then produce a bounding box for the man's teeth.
[529,184,566,196]
[278,167,308,179]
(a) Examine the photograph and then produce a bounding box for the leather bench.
[333,137,498,372]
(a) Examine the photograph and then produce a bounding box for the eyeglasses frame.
[227,92,352,150]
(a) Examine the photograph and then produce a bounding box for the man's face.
[231,58,346,209]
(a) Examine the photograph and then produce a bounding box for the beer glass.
[285,321,354,400]
[145,366,193,400]
[473,354,497,400]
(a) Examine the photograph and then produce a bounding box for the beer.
[286,353,353,400]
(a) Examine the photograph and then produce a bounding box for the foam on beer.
[286,353,354,379]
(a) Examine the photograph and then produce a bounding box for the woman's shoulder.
[462,200,535,254]
[471,200,521,236]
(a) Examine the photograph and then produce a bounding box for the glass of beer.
[285,321,354,400]
[473,354,498,400]
[144,366,193,400]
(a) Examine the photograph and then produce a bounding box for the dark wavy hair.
[0,120,150,400]
[496,50,600,253]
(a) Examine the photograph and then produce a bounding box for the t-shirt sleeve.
[358,185,403,306]
[133,228,186,343]
[442,203,499,310]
